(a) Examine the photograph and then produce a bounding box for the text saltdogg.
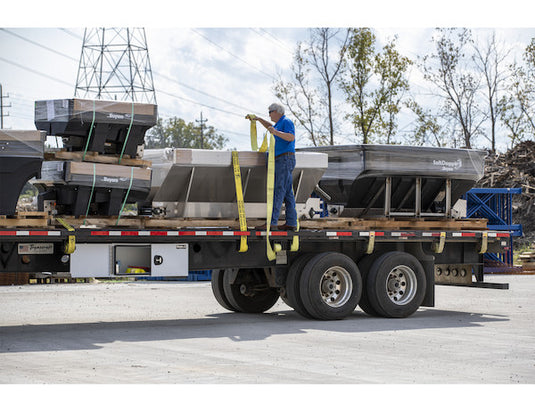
[433,159,462,171]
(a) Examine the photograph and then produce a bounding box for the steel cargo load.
[298,144,486,217]
[34,161,151,216]
[34,98,157,157]
[142,148,328,218]
[0,130,46,215]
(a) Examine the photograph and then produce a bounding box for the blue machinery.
[464,188,523,268]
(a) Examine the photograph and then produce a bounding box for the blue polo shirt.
[273,115,295,157]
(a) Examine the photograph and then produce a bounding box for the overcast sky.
[1,1,535,151]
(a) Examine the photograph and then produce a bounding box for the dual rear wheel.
[210,251,426,320]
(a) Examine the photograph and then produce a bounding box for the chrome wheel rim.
[386,265,417,305]
[320,266,353,308]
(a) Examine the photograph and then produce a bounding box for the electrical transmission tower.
[74,28,157,104]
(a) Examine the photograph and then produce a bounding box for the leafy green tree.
[339,28,412,144]
[274,28,348,146]
[420,28,485,149]
[405,100,450,147]
[145,117,228,149]
[499,38,535,148]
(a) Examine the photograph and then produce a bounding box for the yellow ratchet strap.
[56,217,76,254]
[265,131,281,261]
[245,114,268,152]
[232,151,248,252]
[290,218,300,252]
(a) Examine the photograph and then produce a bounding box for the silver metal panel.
[144,148,328,218]
[71,243,112,278]
[151,244,188,277]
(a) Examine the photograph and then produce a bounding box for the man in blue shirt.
[252,103,297,231]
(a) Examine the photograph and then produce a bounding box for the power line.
[153,69,262,114]
[0,56,73,88]
[249,28,292,55]
[59,28,83,40]
[191,29,276,81]
[156,88,244,118]
[0,28,78,62]
[257,28,295,54]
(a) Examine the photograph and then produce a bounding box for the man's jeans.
[271,154,297,226]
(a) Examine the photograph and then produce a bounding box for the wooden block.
[0,212,49,228]
[45,150,152,168]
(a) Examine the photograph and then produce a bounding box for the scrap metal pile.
[476,140,535,244]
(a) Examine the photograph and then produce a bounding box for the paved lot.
[0,275,534,384]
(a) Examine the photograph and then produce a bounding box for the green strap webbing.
[116,167,134,226]
[119,102,135,164]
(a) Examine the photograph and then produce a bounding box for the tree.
[405,100,450,147]
[339,28,412,144]
[145,117,228,149]
[498,38,535,148]
[420,28,484,149]
[472,31,511,152]
[274,28,348,146]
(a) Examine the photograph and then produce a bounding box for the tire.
[222,268,280,313]
[366,251,426,318]
[357,254,381,317]
[285,254,315,319]
[211,269,238,312]
[299,252,362,320]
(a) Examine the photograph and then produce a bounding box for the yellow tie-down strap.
[265,131,279,261]
[56,217,76,254]
[245,114,268,152]
[231,151,248,253]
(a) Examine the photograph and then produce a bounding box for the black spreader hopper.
[298,145,486,217]
[34,161,152,217]
[0,130,46,215]
[34,98,157,157]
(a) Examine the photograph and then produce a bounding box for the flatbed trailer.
[0,216,511,320]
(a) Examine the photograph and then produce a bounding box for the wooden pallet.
[44,150,152,168]
[51,215,489,231]
[0,273,30,286]
[0,211,49,228]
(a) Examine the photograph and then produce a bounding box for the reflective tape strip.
[326,232,352,237]
[0,231,61,236]
[452,232,476,237]
[91,231,109,236]
[89,230,249,237]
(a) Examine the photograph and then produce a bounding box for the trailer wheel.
[285,254,315,319]
[299,252,362,320]
[222,268,280,313]
[211,269,238,312]
[357,254,381,317]
[366,251,426,318]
